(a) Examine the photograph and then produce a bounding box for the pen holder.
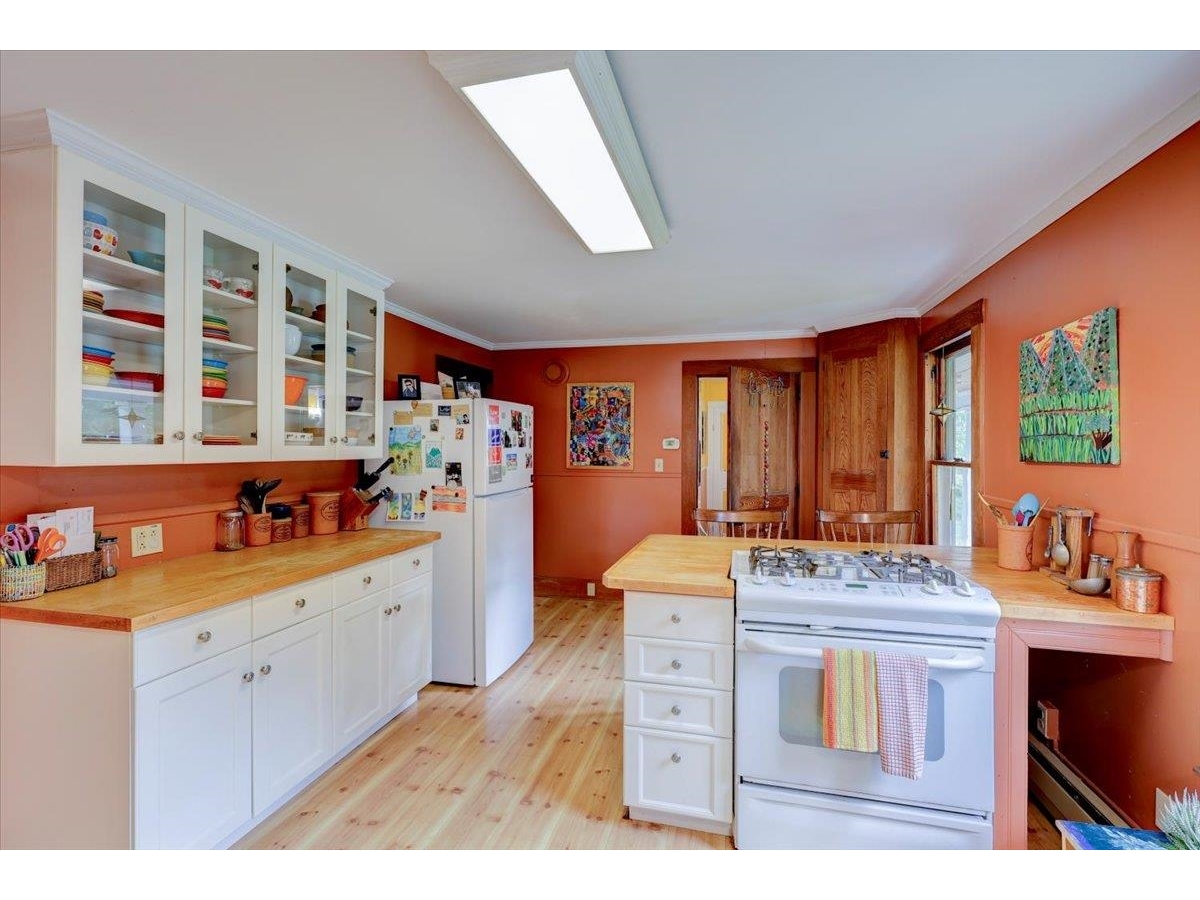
[1,563,48,602]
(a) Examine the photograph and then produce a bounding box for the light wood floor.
[1027,798,1061,850]
[238,595,731,849]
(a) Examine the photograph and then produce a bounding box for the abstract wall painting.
[567,382,634,468]
[1018,306,1120,465]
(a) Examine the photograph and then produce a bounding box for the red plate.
[104,309,166,328]
[113,370,164,392]
[202,385,228,398]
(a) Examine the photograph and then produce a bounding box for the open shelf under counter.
[202,286,258,312]
[82,249,165,294]
[82,383,164,400]
[284,310,327,336]
[201,337,256,355]
[81,310,165,344]
[202,397,257,407]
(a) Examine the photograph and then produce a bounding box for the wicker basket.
[1,564,47,602]
[45,550,103,592]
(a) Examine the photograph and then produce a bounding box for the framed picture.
[455,379,482,399]
[567,382,633,468]
[397,374,421,400]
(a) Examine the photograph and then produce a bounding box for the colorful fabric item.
[876,651,929,780]
[821,648,879,752]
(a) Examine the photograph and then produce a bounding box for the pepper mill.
[1112,530,1139,572]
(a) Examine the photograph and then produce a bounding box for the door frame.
[681,358,817,539]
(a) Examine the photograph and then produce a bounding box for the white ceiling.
[2,50,1198,347]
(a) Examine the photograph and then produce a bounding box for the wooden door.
[728,366,797,536]
[820,343,889,511]
[332,591,388,750]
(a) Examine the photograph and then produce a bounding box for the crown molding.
[1,108,393,292]
[492,327,817,351]
[915,88,1200,316]
[812,307,922,333]
[384,300,497,351]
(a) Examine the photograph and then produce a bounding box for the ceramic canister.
[1113,565,1163,614]
[291,504,310,538]
[246,512,272,547]
[308,491,341,535]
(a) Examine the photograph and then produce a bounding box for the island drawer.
[624,682,731,737]
[623,636,733,690]
[134,600,252,686]
[623,591,733,644]
[623,727,732,823]
[252,575,333,639]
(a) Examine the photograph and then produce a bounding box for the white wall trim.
[915,89,1200,316]
[383,301,497,351]
[812,306,921,334]
[2,108,393,292]
[492,327,817,350]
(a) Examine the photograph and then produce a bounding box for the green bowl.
[127,250,166,272]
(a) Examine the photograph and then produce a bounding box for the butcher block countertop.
[0,529,440,633]
[602,534,1174,631]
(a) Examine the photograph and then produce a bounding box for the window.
[932,338,972,546]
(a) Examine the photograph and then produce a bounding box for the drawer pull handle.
[670,705,682,716]
[412,558,421,568]
[259,664,272,676]
[384,606,393,616]
[197,631,212,644]
[363,575,373,586]
[670,659,682,670]
[393,604,402,613]
[670,613,681,624]
[242,672,255,683]
[295,598,306,608]
[670,753,682,764]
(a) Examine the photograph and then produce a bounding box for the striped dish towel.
[876,651,929,780]
[821,649,879,752]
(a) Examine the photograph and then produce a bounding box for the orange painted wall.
[922,123,1200,825]
[494,338,816,581]
[382,314,496,400]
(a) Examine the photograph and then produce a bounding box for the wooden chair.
[815,509,919,544]
[693,508,788,539]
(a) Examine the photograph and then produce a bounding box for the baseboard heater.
[1027,732,1129,827]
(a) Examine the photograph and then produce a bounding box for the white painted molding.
[915,89,1200,315]
[812,307,922,334]
[384,301,497,350]
[1,109,393,292]
[493,327,817,350]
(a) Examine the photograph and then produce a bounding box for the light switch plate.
[132,523,163,557]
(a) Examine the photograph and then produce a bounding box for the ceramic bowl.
[203,267,224,290]
[127,250,166,271]
[202,384,228,399]
[114,370,164,392]
[83,222,118,255]
[1068,577,1110,596]
[284,375,307,406]
[283,324,302,356]
[312,304,327,323]
[83,210,108,227]
[202,357,229,369]
[222,276,254,298]
[345,395,363,411]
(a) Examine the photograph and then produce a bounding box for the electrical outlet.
[654,458,664,472]
[586,582,596,597]
[131,523,163,558]
[1156,789,1169,830]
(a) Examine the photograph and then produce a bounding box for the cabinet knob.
[193,432,204,442]
[197,630,212,644]
[411,558,421,568]
[172,431,185,441]
[341,437,349,444]
[363,575,373,586]
[242,672,255,683]
[670,753,682,764]
[670,705,682,716]
[384,606,393,616]
[670,613,681,624]
[393,604,402,613]
[328,436,336,444]
[295,598,306,608]
[670,659,682,670]
[259,664,272,676]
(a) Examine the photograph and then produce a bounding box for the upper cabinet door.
[271,249,339,459]
[57,151,186,465]
[334,275,385,459]
[182,208,273,461]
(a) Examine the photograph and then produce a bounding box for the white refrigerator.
[367,397,534,687]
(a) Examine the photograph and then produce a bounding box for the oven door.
[735,624,994,814]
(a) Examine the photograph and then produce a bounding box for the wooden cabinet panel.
[728,366,797,534]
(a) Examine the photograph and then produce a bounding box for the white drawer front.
[624,591,732,644]
[134,601,252,686]
[623,727,731,822]
[623,682,731,738]
[333,559,391,607]
[252,575,333,639]
[624,636,733,690]
[390,546,433,586]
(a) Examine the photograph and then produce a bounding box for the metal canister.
[1113,565,1163,614]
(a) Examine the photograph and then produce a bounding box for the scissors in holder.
[1,525,37,566]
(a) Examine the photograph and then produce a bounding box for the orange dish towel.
[821,648,879,752]
[876,651,929,780]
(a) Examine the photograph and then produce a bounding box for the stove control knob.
[954,580,975,597]
[781,571,795,586]
[921,579,943,595]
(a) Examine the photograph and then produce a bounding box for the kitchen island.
[603,534,1175,849]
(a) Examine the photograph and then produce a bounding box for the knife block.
[339,489,378,532]
[1042,506,1094,583]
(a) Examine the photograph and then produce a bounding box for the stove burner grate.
[746,545,960,586]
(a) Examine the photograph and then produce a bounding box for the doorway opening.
[698,376,729,510]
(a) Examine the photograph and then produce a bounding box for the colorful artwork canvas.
[1019,306,1119,464]
[388,425,423,475]
[567,382,633,468]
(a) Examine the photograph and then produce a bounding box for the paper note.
[388,425,423,475]
[29,506,95,557]
[488,427,502,447]
[424,440,443,470]
[445,462,463,487]
[386,494,400,521]
[438,405,452,417]
[414,489,427,521]
[488,464,503,484]
[488,445,501,465]
[412,402,433,417]
[392,410,413,426]
[505,452,518,471]
[454,426,465,440]
[400,492,413,520]
[431,485,467,513]
[487,404,500,425]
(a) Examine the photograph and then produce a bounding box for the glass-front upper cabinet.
[182,209,273,461]
[272,250,338,458]
[60,152,185,465]
[333,275,385,459]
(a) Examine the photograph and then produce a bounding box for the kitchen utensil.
[283,323,302,356]
[1026,497,1048,527]
[284,375,307,406]
[1113,565,1163,614]
[1051,513,1070,567]
[345,395,363,411]
[976,491,1006,524]
[1067,577,1110,596]
[1012,492,1039,524]
[2,525,37,566]
[355,458,393,492]
[104,309,165,329]
[236,492,256,516]
[126,250,166,271]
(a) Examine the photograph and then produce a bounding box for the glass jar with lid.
[216,510,245,552]
[98,536,120,578]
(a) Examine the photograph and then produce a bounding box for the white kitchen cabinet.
[251,615,334,814]
[134,644,253,850]
[332,273,385,459]
[386,573,433,707]
[332,590,390,750]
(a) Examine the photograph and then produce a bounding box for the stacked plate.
[83,289,105,313]
[82,344,116,386]
[203,314,231,342]
[202,356,229,399]
[201,434,243,446]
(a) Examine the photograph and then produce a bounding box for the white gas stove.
[732,545,1000,850]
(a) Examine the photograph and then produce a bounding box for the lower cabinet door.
[387,573,432,706]
[252,615,334,814]
[134,644,253,849]
[332,591,388,749]
[623,726,732,823]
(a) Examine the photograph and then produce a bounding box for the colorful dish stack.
[82,289,104,314]
[112,371,164,392]
[83,210,118,255]
[201,434,243,447]
[202,357,229,398]
[202,314,231,342]
[82,344,116,386]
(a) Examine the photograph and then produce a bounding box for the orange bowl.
[284,375,307,406]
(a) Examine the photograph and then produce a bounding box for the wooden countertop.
[602,534,1174,631]
[0,530,440,632]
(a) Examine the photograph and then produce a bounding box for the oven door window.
[778,666,945,761]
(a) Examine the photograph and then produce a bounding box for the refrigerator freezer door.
[475,487,534,686]
[473,399,534,496]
